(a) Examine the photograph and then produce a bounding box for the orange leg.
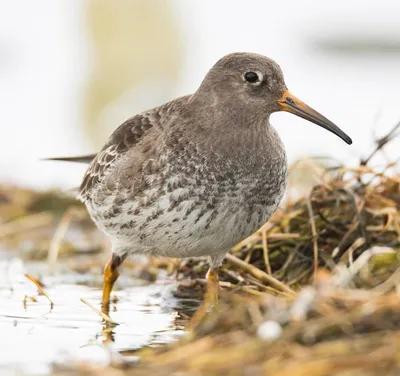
[204,267,219,305]
[187,267,220,330]
[101,253,125,315]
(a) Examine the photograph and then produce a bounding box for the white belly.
[87,182,285,259]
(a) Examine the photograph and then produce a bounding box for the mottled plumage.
[48,52,352,316]
[80,54,290,264]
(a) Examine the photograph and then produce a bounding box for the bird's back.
[79,95,191,203]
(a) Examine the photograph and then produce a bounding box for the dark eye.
[244,71,260,83]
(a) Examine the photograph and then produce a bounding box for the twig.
[332,221,360,259]
[332,246,391,288]
[232,231,300,253]
[240,286,267,296]
[373,267,400,295]
[48,207,76,270]
[268,233,300,240]
[306,198,319,283]
[245,275,295,298]
[361,121,400,166]
[339,237,366,265]
[339,166,400,184]
[232,222,275,251]
[24,274,54,308]
[192,278,233,289]
[225,254,296,297]
[80,298,116,325]
[287,267,314,287]
[261,228,272,275]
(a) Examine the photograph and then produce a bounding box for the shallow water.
[0,256,193,375]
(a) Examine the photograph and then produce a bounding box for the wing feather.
[78,95,190,201]
[79,113,153,200]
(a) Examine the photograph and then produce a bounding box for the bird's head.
[197,52,352,145]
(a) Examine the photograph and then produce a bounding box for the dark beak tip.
[344,135,353,145]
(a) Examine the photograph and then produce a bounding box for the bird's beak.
[277,90,352,145]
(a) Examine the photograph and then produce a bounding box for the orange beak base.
[277,90,352,145]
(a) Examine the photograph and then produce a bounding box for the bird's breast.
[86,132,288,256]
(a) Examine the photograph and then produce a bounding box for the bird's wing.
[78,111,156,201]
[80,91,198,201]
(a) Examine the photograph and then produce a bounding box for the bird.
[48,52,352,322]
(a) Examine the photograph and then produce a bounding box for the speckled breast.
[86,137,288,258]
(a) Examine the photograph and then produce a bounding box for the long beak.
[277,90,352,145]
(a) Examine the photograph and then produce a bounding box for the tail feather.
[43,153,97,164]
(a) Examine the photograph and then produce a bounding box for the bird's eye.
[244,71,260,84]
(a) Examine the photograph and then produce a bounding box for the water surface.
[0,256,191,375]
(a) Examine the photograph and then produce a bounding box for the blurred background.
[1,0,399,189]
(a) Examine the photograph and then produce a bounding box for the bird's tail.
[42,153,97,164]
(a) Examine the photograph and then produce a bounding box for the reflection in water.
[0,257,196,375]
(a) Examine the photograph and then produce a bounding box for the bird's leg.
[187,255,224,330]
[204,267,220,306]
[102,253,126,316]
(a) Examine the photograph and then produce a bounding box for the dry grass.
[131,284,400,376]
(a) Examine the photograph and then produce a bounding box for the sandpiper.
[49,52,352,318]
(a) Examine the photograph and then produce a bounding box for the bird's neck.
[187,93,274,148]
[181,104,284,172]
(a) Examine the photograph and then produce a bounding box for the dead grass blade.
[24,274,54,308]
